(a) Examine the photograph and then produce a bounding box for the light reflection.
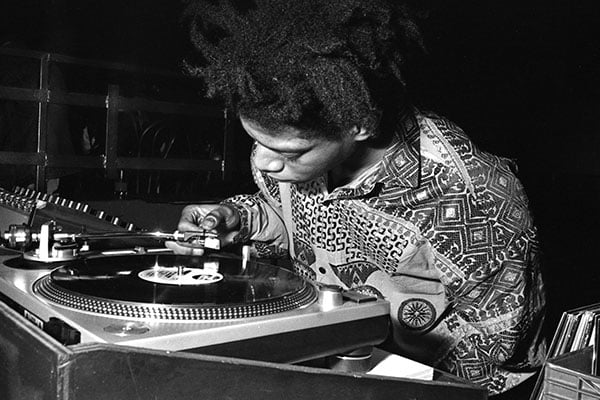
[203,260,219,274]
[13,275,28,293]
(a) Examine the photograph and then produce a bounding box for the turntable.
[0,194,486,400]
[0,219,390,364]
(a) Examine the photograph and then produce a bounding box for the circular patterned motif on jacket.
[398,298,436,330]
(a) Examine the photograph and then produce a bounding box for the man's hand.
[165,204,241,256]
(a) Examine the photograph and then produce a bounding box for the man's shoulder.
[412,110,524,200]
[413,110,480,179]
[416,110,474,152]
[415,110,513,170]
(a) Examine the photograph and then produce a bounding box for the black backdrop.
[1,0,600,337]
[412,1,600,335]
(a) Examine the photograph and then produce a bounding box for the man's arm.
[221,191,289,258]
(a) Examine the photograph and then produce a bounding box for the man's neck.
[328,141,392,190]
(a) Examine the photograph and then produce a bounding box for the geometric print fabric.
[225,110,545,395]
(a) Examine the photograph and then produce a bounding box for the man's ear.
[352,126,372,142]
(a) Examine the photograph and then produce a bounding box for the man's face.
[240,117,358,183]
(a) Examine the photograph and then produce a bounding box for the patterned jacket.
[224,110,546,394]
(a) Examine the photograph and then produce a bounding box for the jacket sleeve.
[415,115,546,393]
[431,221,546,394]
[220,155,289,258]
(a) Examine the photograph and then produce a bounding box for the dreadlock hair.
[183,0,424,140]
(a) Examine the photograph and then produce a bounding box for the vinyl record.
[33,253,317,320]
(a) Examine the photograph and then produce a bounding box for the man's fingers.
[200,205,239,230]
[200,213,220,230]
[178,204,220,231]
[174,204,240,250]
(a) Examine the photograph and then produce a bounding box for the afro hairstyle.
[183,0,424,139]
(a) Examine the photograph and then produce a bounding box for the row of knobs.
[14,186,90,212]
[0,188,37,213]
[12,186,136,231]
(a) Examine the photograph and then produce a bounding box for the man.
[169,0,545,395]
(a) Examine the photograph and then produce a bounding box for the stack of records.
[547,305,600,362]
[531,303,600,399]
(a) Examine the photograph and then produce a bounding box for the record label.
[138,266,223,285]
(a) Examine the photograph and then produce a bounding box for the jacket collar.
[375,110,421,189]
[326,109,421,201]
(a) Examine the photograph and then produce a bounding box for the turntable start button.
[104,322,150,337]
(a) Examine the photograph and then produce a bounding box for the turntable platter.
[33,254,317,321]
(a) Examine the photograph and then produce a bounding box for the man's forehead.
[241,117,319,142]
[239,116,347,144]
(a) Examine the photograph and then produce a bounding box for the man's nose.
[253,144,284,173]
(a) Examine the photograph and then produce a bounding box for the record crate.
[542,346,600,400]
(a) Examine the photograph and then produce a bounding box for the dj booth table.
[0,301,486,400]
[0,187,486,399]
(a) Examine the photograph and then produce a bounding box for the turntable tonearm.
[0,208,390,364]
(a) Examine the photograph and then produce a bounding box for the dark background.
[410,0,600,338]
[1,0,600,342]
